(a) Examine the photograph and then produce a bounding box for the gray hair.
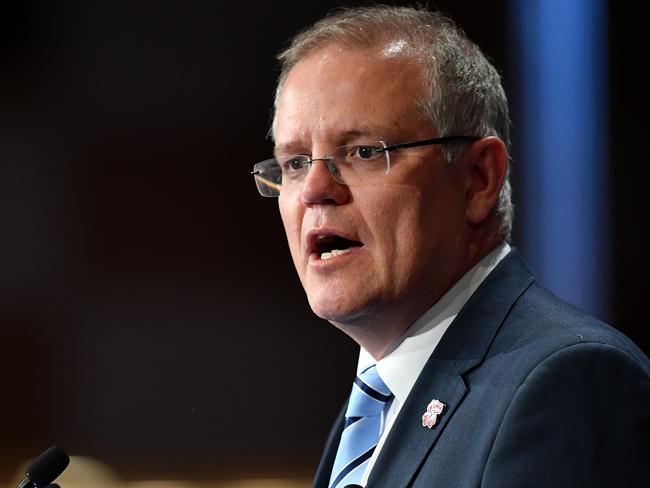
[271,5,513,241]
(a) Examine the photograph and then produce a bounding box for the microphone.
[17,446,69,488]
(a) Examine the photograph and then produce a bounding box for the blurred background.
[1,0,646,485]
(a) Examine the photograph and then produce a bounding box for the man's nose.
[300,159,349,205]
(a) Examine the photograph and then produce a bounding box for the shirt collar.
[358,243,512,404]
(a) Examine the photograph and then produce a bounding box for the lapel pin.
[422,399,446,428]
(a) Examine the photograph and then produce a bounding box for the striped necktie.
[329,364,393,488]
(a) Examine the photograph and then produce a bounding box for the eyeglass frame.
[251,135,481,197]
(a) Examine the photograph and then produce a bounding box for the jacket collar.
[367,249,534,487]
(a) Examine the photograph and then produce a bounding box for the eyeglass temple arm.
[382,135,480,152]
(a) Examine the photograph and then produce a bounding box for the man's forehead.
[271,44,434,159]
[271,42,425,140]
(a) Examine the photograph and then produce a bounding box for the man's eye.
[281,157,307,172]
[352,146,380,160]
[289,158,304,170]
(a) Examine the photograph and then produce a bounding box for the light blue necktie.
[329,364,393,488]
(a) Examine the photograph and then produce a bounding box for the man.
[251,5,649,487]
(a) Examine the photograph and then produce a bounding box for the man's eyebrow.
[274,127,390,155]
[339,127,385,140]
[274,142,305,156]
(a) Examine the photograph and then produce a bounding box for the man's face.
[275,46,471,330]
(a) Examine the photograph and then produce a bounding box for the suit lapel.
[367,250,534,487]
[368,357,466,487]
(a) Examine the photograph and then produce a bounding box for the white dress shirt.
[357,243,511,485]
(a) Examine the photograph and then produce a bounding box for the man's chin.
[308,295,376,327]
[303,276,382,324]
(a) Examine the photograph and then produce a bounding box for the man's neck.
[335,240,506,359]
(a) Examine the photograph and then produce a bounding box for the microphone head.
[26,446,70,486]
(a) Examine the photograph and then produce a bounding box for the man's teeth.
[320,248,353,260]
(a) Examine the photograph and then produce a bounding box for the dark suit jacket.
[313,250,650,487]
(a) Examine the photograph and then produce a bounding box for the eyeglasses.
[251,135,480,197]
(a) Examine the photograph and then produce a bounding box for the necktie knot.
[345,365,393,418]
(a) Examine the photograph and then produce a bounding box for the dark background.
[1,0,646,481]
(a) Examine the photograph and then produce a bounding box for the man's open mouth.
[314,235,363,260]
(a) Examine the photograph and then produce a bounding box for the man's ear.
[463,136,508,225]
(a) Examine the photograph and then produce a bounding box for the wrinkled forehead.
[271,39,427,131]
[272,44,429,146]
